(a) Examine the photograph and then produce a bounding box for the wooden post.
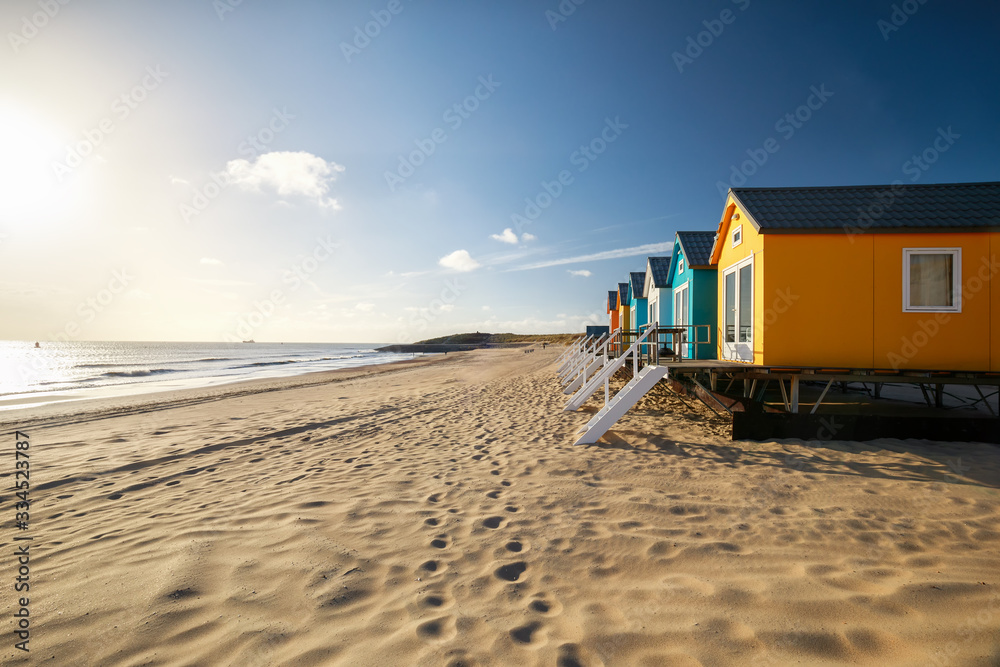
[935,384,944,408]
[790,376,800,413]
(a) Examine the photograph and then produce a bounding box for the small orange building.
[618,282,631,332]
[711,182,1000,371]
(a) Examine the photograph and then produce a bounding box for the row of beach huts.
[560,181,1000,445]
[593,181,1000,371]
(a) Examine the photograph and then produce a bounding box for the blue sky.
[2,0,998,342]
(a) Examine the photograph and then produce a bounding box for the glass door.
[723,257,753,362]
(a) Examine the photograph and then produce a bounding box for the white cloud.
[355,302,375,312]
[223,151,345,209]
[511,241,674,271]
[568,269,591,277]
[490,228,518,244]
[170,175,189,186]
[482,305,491,311]
[200,257,224,266]
[439,249,480,272]
[521,233,536,242]
[439,304,455,312]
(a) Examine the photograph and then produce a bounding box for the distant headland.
[376,332,576,353]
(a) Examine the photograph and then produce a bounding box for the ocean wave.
[101,369,176,378]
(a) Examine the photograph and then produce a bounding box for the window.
[677,255,684,274]
[732,225,742,248]
[903,248,961,312]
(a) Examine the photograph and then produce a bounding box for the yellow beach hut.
[711,181,1000,371]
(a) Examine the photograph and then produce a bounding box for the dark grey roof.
[618,282,629,306]
[730,181,1000,232]
[608,290,617,311]
[676,231,716,266]
[646,256,672,288]
[629,272,646,301]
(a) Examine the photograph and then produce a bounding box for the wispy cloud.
[200,257,224,266]
[439,249,480,272]
[588,213,682,234]
[223,151,345,209]
[510,241,673,271]
[568,269,591,277]
[521,232,536,242]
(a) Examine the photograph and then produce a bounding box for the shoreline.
[0,352,452,431]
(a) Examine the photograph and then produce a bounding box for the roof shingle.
[731,182,1000,232]
[629,271,646,301]
[646,257,672,288]
[676,231,716,266]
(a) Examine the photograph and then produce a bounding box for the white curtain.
[909,253,953,307]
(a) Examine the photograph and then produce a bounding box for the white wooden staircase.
[562,331,617,395]
[560,324,670,446]
[573,365,669,445]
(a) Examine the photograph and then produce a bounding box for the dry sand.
[2,347,999,666]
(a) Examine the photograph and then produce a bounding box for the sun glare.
[0,106,70,223]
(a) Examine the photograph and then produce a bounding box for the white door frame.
[722,255,754,362]
[673,281,690,358]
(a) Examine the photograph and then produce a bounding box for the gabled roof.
[676,231,716,267]
[618,282,629,307]
[629,271,646,301]
[646,257,672,289]
[607,290,618,311]
[730,181,1000,232]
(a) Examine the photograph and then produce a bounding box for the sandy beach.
[2,347,999,666]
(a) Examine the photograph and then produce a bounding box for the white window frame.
[902,247,961,313]
[677,254,684,274]
[731,225,743,248]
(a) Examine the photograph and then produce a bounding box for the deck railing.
[610,323,712,365]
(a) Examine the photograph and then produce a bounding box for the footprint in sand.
[494,561,527,582]
[416,615,458,642]
[424,517,440,526]
[509,620,546,647]
[483,516,505,529]
[505,540,526,553]
[486,491,502,499]
[430,535,450,549]
[419,559,446,576]
[427,494,443,503]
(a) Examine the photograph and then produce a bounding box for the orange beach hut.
[711,181,1000,371]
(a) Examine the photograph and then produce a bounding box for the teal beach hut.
[669,231,718,359]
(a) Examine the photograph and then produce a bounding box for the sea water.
[0,340,416,410]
